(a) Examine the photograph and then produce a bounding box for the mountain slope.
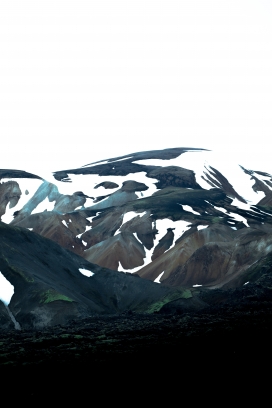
[1,147,272,306]
[0,221,193,329]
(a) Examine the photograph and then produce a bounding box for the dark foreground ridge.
[1,305,272,369]
[2,282,272,397]
[1,307,272,399]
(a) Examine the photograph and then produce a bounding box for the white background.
[1,0,272,305]
[1,0,272,176]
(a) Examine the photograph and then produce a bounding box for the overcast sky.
[1,0,272,177]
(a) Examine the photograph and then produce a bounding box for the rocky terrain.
[1,147,272,378]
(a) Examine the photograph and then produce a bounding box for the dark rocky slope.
[0,221,192,329]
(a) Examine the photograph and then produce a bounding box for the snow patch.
[123,211,146,225]
[228,212,249,227]
[213,206,227,213]
[181,205,200,215]
[86,216,96,222]
[230,198,251,211]
[78,268,94,277]
[154,271,164,283]
[114,211,146,236]
[57,172,158,202]
[133,232,143,244]
[32,197,56,214]
[0,271,14,305]
[156,219,191,245]
[62,220,69,228]
[83,198,94,207]
[80,215,96,234]
[110,156,133,163]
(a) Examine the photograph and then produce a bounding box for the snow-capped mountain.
[1,147,272,302]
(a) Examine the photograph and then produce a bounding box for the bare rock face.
[121,180,149,192]
[0,221,190,329]
[202,165,247,203]
[118,210,155,250]
[53,192,86,213]
[147,166,201,189]
[88,189,138,210]
[166,242,233,287]
[152,228,175,261]
[137,224,234,283]
[252,176,272,206]
[94,181,119,189]
[84,231,146,270]
[137,222,272,289]
[0,300,14,329]
[0,180,21,219]
[81,209,123,249]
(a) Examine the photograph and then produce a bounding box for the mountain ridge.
[1,147,272,330]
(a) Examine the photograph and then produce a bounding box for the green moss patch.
[39,289,74,304]
[145,289,192,313]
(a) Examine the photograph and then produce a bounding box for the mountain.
[0,221,195,329]
[1,147,272,332]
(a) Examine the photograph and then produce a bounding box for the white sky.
[1,0,272,177]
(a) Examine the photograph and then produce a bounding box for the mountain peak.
[1,147,272,329]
